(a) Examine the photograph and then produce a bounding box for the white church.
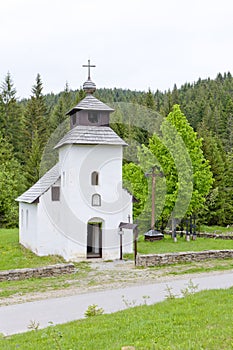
[16,61,135,261]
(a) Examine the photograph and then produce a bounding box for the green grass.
[1,288,233,349]
[1,228,233,301]
[0,229,65,270]
[137,234,233,255]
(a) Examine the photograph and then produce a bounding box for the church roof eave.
[54,125,127,149]
[16,164,60,204]
[66,95,114,115]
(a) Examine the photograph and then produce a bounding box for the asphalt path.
[0,271,233,336]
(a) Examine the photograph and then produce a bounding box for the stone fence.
[197,233,233,239]
[0,263,75,282]
[136,250,233,267]
[165,231,233,240]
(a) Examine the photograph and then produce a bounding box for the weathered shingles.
[16,164,60,203]
[66,95,114,114]
[54,126,127,149]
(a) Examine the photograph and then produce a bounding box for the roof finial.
[82,59,96,94]
[82,59,96,80]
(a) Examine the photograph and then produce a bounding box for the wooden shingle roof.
[66,95,114,115]
[16,164,60,203]
[54,125,127,149]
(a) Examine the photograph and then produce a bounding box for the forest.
[0,71,232,229]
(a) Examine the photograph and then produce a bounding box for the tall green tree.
[197,127,227,225]
[49,83,73,131]
[0,72,24,160]
[123,105,213,229]
[145,88,156,110]
[24,74,48,186]
[0,132,25,227]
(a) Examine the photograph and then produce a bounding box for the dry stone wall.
[197,233,233,239]
[0,263,75,282]
[136,250,233,267]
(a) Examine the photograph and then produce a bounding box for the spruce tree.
[0,72,24,160]
[0,132,25,227]
[24,74,48,186]
[145,88,156,110]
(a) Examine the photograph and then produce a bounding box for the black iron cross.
[82,59,96,79]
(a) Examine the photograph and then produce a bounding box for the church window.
[26,209,29,229]
[72,114,77,125]
[62,172,65,186]
[91,171,99,185]
[92,193,101,206]
[52,186,60,201]
[21,209,24,228]
[88,111,99,123]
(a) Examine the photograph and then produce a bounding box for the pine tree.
[49,83,73,131]
[24,74,48,185]
[24,129,42,187]
[198,127,227,225]
[171,84,179,105]
[62,82,74,111]
[0,132,25,227]
[145,88,156,110]
[224,153,233,225]
[75,88,86,104]
[0,72,24,160]
[24,74,48,151]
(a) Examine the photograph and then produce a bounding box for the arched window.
[92,194,101,206]
[91,171,99,186]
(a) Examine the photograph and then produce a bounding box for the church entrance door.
[87,222,102,258]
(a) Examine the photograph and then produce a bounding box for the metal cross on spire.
[82,59,96,80]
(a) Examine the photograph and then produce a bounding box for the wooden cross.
[82,59,96,80]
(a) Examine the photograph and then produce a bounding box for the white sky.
[1,0,233,99]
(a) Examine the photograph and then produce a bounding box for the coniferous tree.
[0,72,24,160]
[24,129,42,186]
[49,83,73,131]
[145,88,156,110]
[198,127,227,224]
[24,74,48,185]
[0,132,25,226]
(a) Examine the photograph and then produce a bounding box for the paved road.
[0,271,233,335]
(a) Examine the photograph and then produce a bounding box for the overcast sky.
[1,0,233,99]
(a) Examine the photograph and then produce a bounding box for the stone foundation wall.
[136,250,233,267]
[0,263,75,282]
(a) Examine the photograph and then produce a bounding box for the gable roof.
[54,125,127,149]
[66,95,114,115]
[119,222,138,230]
[16,163,60,203]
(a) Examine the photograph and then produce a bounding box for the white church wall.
[36,187,87,260]
[57,143,134,259]
[19,202,38,253]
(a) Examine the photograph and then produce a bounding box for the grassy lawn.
[1,228,233,271]
[137,234,233,255]
[0,229,65,270]
[1,228,233,301]
[1,288,233,349]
